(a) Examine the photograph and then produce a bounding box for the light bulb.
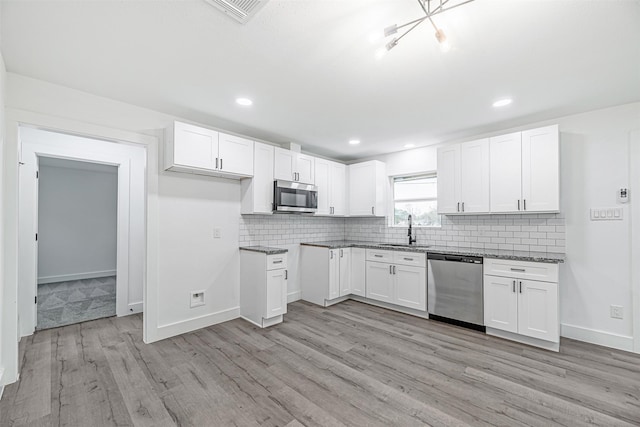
[434,28,450,52]
[375,47,387,60]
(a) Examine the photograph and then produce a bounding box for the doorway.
[36,157,118,329]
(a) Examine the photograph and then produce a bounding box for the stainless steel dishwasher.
[427,253,485,331]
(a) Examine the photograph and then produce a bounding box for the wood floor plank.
[1,301,639,426]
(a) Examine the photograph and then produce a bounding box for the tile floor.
[37,276,116,330]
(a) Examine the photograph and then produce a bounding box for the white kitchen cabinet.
[315,158,347,216]
[165,121,254,178]
[241,142,274,214]
[274,147,315,184]
[351,248,366,297]
[490,125,559,213]
[300,245,351,306]
[437,138,490,214]
[365,250,427,310]
[484,258,559,347]
[240,250,288,328]
[348,160,387,216]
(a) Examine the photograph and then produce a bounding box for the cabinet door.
[339,248,352,296]
[349,162,375,216]
[518,280,558,342]
[393,265,426,311]
[266,269,287,318]
[218,133,254,176]
[483,275,518,333]
[314,158,331,215]
[245,142,274,214]
[365,262,394,303]
[274,147,295,181]
[351,248,366,297]
[173,121,217,170]
[295,153,315,184]
[521,125,559,212]
[330,162,347,216]
[437,144,461,214]
[460,139,490,213]
[490,132,522,213]
[328,249,340,300]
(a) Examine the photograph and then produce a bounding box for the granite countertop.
[240,245,288,255]
[300,240,565,263]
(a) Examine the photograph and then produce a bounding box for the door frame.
[2,109,159,385]
[20,133,133,334]
[631,130,640,353]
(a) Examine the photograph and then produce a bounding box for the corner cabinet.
[240,250,288,328]
[274,147,315,184]
[241,142,274,214]
[165,121,254,178]
[490,125,559,213]
[348,160,387,216]
[484,258,559,350]
[437,138,490,214]
[315,158,347,216]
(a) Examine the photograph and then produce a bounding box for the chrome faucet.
[408,214,417,245]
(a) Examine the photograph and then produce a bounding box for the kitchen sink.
[380,243,431,248]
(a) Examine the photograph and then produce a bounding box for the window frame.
[390,172,442,228]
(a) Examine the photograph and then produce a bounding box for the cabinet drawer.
[393,252,426,268]
[484,258,558,283]
[366,249,393,263]
[266,254,288,270]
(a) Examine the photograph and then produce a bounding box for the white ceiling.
[2,0,639,161]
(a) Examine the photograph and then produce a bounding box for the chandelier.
[382,0,475,54]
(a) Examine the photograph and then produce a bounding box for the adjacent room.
[0,0,639,426]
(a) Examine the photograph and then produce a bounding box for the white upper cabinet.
[490,125,559,213]
[274,147,315,184]
[165,121,254,178]
[315,158,347,216]
[241,142,274,215]
[521,125,560,212]
[437,139,490,214]
[218,132,254,176]
[348,160,387,217]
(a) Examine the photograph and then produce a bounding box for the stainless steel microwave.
[273,180,318,213]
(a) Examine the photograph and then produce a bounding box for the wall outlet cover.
[190,291,205,308]
[610,305,623,319]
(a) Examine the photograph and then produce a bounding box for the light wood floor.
[1,300,639,426]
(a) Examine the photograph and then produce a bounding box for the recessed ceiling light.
[349,139,361,145]
[236,97,253,106]
[404,143,416,149]
[492,98,512,107]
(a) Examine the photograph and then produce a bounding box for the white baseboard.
[0,368,4,400]
[287,291,301,303]
[487,327,560,352]
[124,301,143,315]
[153,307,240,342]
[561,323,634,352]
[38,270,116,284]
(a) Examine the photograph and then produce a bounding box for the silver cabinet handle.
[372,206,375,215]
[340,249,343,257]
[285,270,288,280]
[393,265,396,275]
[457,202,460,212]
[215,158,219,169]
[403,257,413,261]
[462,202,465,212]
[374,254,383,258]
[273,260,283,264]
[517,199,521,210]
[510,268,525,272]
[512,280,516,293]
[389,265,392,274]
[523,199,527,211]
[519,281,523,293]
[220,158,223,170]
[330,251,333,259]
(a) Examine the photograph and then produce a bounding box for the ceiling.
[2,0,639,161]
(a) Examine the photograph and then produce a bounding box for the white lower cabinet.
[351,248,366,297]
[301,246,356,306]
[240,250,288,328]
[484,258,559,347]
[365,250,427,311]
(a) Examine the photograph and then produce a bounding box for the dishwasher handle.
[428,253,483,264]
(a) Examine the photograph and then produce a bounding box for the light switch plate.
[214,227,221,238]
[590,208,623,221]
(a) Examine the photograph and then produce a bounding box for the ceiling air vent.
[203,0,269,24]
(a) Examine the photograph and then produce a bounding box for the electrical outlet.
[610,305,624,319]
[190,291,205,308]
[214,227,221,238]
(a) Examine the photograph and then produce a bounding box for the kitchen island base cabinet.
[240,251,288,328]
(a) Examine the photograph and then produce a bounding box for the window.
[393,174,441,227]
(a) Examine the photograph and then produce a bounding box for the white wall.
[364,102,640,351]
[0,46,7,392]
[38,161,117,283]
[4,73,241,372]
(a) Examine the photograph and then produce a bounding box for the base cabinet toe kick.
[300,244,562,351]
